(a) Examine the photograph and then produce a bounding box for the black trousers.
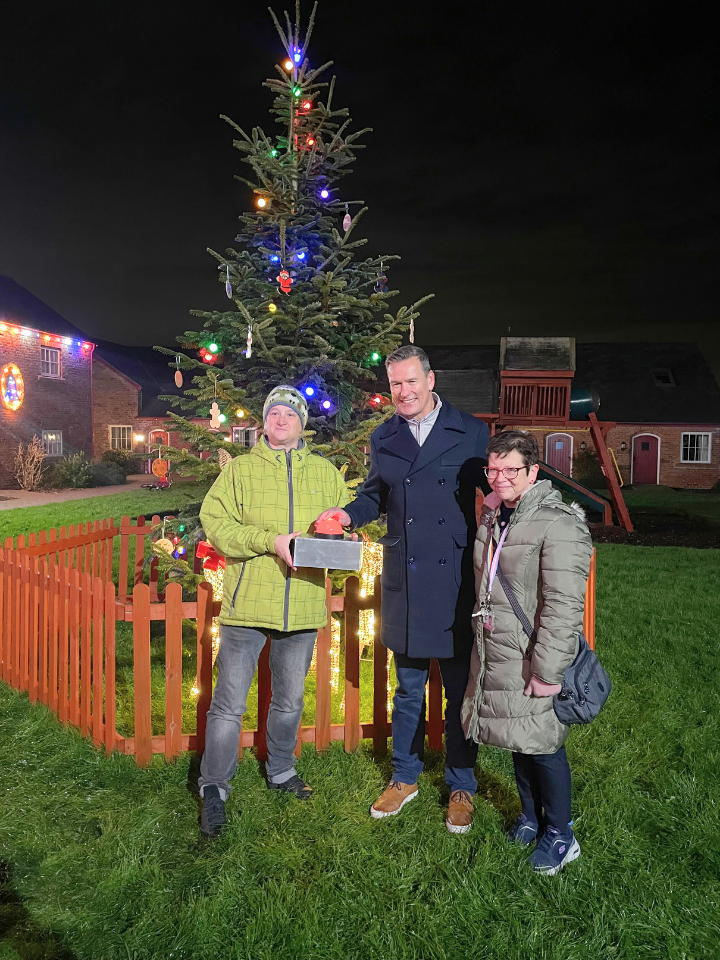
[512,746,572,832]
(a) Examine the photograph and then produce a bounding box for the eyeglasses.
[483,466,531,480]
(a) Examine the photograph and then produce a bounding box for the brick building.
[414,339,720,490]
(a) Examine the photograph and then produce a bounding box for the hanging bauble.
[154,538,174,555]
[246,323,253,358]
[175,369,183,388]
[374,273,388,294]
[343,205,352,232]
[225,265,232,299]
[277,269,293,295]
[210,401,221,429]
[409,318,415,344]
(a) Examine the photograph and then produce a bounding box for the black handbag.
[496,566,611,725]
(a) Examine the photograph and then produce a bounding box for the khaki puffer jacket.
[199,438,347,632]
[461,481,593,755]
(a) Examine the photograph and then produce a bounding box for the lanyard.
[486,523,510,595]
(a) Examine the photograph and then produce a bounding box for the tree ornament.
[246,323,253,358]
[343,204,351,232]
[225,265,232,299]
[409,318,415,344]
[268,302,278,312]
[277,269,293,295]
[374,261,388,293]
[174,354,183,388]
[210,400,222,429]
[154,538,174,555]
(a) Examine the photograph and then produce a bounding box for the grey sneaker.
[200,785,226,838]
[267,774,313,800]
[528,826,580,875]
[507,814,539,846]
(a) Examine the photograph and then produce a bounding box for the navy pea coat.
[344,399,489,659]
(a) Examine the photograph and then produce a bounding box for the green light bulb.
[179,524,185,532]
[208,343,219,353]
[271,148,278,157]
[371,352,381,361]
[218,413,227,423]
[293,86,301,97]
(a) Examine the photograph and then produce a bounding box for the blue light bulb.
[293,52,301,63]
[297,251,306,260]
[320,189,329,199]
[270,255,280,262]
[304,386,315,397]
[322,400,331,410]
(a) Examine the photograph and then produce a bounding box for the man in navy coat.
[317,345,489,833]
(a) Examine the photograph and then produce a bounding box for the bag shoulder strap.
[496,565,536,643]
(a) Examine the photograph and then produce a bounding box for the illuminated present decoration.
[1,363,24,411]
[190,540,227,698]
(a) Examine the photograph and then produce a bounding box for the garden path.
[0,474,182,511]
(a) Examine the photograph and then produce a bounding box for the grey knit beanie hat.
[262,385,309,428]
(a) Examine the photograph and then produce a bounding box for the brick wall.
[91,357,140,459]
[504,422,720,490]
[0,332,93,487]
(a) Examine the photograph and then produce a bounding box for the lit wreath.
[1,363,24,411]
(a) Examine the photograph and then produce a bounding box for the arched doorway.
[631,434,660,484]
[545,433,573,476]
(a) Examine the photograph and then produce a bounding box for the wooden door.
[545,433,573,476]
[632,434,659,484]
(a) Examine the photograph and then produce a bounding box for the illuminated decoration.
[200,349,215,364]
[296,251,306,260]
[302,100,312,109]
[371,395,383,405]
[268,302,278,312]
[359,533,383,656]
[292,86,301,97]
[303,386,315,397]
[190,540,227,697]
[371,352,381,362]
[0,321,94,353]
[236,408,246,418]
[270,254,280,262]
[270,148,278,157]
[218,413,227,423]
[134,433,145,442]
[284,59,294,70]
[319,188,329,199]
[331,617,341,692]
[257,197,268,208]
[207,342,219,353]
[306,136,316,146]
[1,363,24,411]
[322,400,332,410]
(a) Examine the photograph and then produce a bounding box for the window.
[109,426,133,450]
[40,347,61,378]
[652,368,675,387]
[42,430,63,456]
[232,427,258,447]
[681,433,711,463]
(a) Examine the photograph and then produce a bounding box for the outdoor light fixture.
[621,441,627,451]
[134,434,145,442]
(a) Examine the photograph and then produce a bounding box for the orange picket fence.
[0,515,596,767]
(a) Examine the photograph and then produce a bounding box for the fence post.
[344,576,361,753]
[104,582,116,755]
[315,578,332,752]
[133,583,153,767]
[92,576,104,747]
[81,572,92,736]
[68,568,81,727]
[372,575,388,756]
[118,517,130,601]
[583,548,597,650]
[58,565,70,724]
[38,558,48,705]
[164,582,184,760]
[28,556,39,703]
[0,549,5,683]
[195,581,214,757]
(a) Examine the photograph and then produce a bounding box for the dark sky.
[1,1,718,373]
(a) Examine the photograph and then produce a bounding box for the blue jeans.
[392,652,478,794]
[199,624,317,798]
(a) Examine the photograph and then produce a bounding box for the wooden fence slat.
[256,638,272,764]
[344,577,361,753]
[83,522,92,575]
[164,582,184,760]
[11,552,21,689]
[37,558,48,704]
[132,583,153,767]
[58,565,70,724]
[315,578,333,751]
[20,554,30,691]
[48,562,59,713]
[583,548,597,650]
[28,556,40,703]
[104,582,116,755]
[1,548,9,684]
[106,518,114,584]
[68,568,81,726]
[80,572,92,736]
[0,549,5,683]
[372,575,388,756]
[133,515,146,587]
[195,581,214,758]
[92,577,104,746]
[427,659,443,751]
[118,517,130,600]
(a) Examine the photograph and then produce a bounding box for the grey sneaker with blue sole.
[528,826,580,875]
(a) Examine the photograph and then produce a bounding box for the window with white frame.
[109,425,133,450]
[40,347,61,378]
[42,430,63,456]
[232,427,258,447]
[681,433,711,463]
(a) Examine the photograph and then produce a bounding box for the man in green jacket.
[462,430,593,875]
[197,385,348,838]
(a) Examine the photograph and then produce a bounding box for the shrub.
[87,462,127,487]
[44,453,92,489]
[14,436,46,490]
[101,449,144,475]
[573,449,607,489]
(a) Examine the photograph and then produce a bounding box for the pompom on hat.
[262,385,308,428]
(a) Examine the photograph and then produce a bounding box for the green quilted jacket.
[199,438,348,632]
[461,481,593,755]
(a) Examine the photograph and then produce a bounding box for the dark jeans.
[392,651,478,793]
[199,625,317,799]
[512,745,572,832]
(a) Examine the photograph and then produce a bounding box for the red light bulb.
[307,137,315,146]
[302,101,312,110]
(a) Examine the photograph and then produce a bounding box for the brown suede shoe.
[370,781,419,819]
[446,790,474,834]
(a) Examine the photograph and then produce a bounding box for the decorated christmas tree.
[155,0,432,567]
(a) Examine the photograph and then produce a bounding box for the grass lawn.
[1,543,719,959]
[620,485,720,524]
[0,482,211,542]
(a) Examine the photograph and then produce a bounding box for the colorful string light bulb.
[268,302,278,312]
[319,188,329,199]
[208,343,219,353]
[304,386,315,397]
[284,59,293,70]
[257,197,268,208]
[322,400,332,410]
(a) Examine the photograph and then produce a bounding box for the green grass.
[620,485,720,523]
[1,543,719,958]
[0,482,211,542]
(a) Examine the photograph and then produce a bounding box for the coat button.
[439,557,446,565]
[438,478,445,484]
[405,478,411,485]
[438,518,445,524]
[408,557,415,564]
[407,518,413,524]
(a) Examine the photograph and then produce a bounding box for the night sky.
[1,1,718,373]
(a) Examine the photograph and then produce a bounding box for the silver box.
[291,535,363,571]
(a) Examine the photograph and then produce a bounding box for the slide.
[537,461,613,525]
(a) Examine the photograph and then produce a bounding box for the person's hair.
[385,344,431,375]
[486,430,539,467]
